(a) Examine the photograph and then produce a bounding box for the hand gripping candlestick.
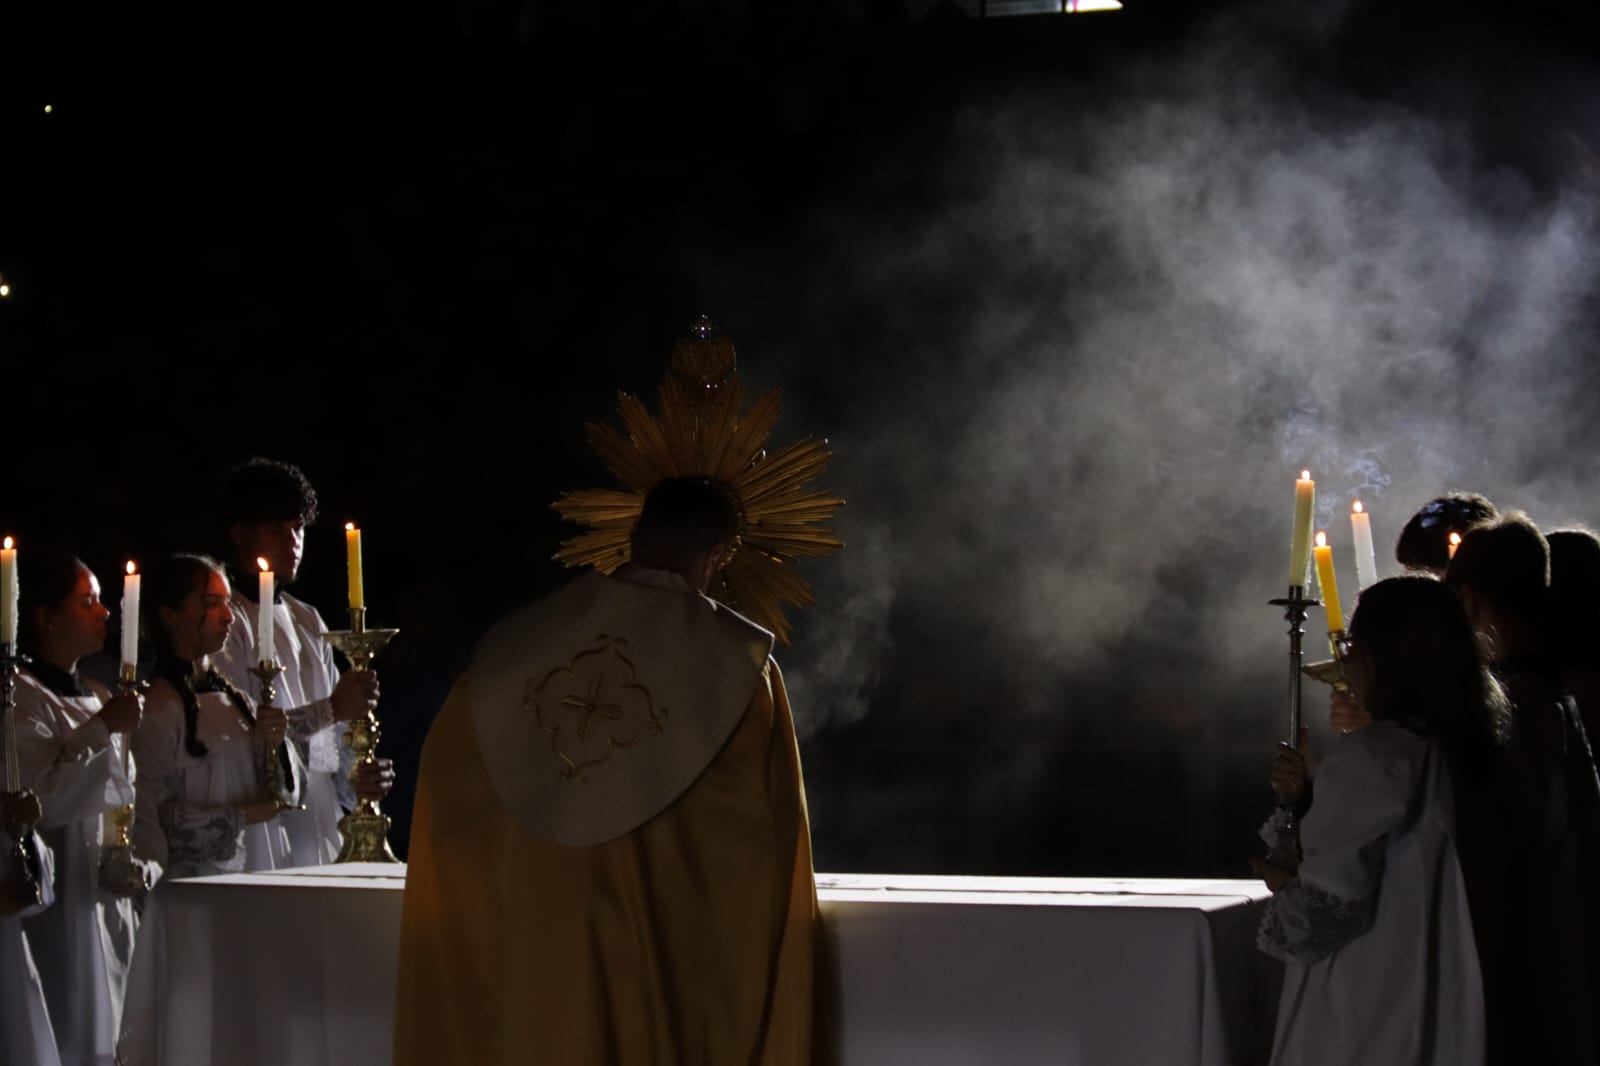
[1,644,44,910]
[96,663,149,897]
[324,607,399,862]
[249,659,303,812]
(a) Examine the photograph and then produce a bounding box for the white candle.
[0,537,16,649]
[121,562,140,667]
[256,557,274,665]
[1351,502,1378,592]
[1288,471,1315,587]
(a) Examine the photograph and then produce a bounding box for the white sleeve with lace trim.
[1258,730,1414,966]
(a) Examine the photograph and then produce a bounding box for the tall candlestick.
[345,523,365,610]
[0,537,15,648]
[1313,531,1344,634]
[1447,531,1462,560]
[1351,501,1378,592]
[256,557,275,664]
[1289,471,1315,587]
[120,562,140,668]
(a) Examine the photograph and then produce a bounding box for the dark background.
[3,0,1598,872]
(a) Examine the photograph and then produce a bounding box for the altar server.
[14,551,145,1066]
[130,555,299,881]
[211,458,391,866]
[396,477,819,1065]
[1447,515,1600,1065]
[1255,576,1497,1066]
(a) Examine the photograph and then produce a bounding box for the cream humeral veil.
[469,569,773,847]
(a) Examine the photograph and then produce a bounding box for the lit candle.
[1447,531,1462,560]
[1313,531,1345,634]
[345,523,365,610]
[0,537,16,649]
[1351,501,1378,592]
[256,557,275,665]
[1289,470,1316,587]
[120,562,140,668]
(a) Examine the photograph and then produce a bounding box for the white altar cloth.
[123,867,1275,1066]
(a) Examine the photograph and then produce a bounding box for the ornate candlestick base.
[325,608,400,863]
[1301,629,1352,694]
[99,664,148,898]
[250,659,302,810]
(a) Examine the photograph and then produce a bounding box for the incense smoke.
[739,11,1600,751]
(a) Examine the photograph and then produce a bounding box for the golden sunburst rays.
[552,325,844,644]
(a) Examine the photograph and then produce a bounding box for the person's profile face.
[45,565,110,660]
[168,569,235,659]
[233,520,306,583]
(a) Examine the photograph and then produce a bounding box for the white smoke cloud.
[717,7,1600,737]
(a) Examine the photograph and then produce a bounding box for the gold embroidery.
[523,635,667,783]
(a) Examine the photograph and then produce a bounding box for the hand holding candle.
[1289,471,1315,588]
[120,562,140,669]
[345,523,365,611]
[1351,502,1378,592]
[0,537,16,649]
[256,558,275,665]
[1313,531,1344,634]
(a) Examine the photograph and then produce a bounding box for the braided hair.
[143,554,253,759]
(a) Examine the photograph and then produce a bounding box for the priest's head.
[630,477,741,594]
[217,458,319,584]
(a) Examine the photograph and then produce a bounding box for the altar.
[122,865,1278,1066]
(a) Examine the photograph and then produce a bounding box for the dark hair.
[17,549,88,654]
[1395,493,1499,574]
[215,458,319,529]
[1444,512,1550,625]
[1349,575,1510,784]
[631,477,742,563]
[142,553,252,758]
[1549,528,1600,671]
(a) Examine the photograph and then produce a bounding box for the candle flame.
[345,521,357,531]
[257,557,271,572]
[1448,532,1462,553]
[1301,470,1311,480]
[2,537,12,550]
[1315,531,1328,548]
[126,561,136,575]
[1353,500,1364,514]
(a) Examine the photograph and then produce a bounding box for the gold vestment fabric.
[394,663,819,1064]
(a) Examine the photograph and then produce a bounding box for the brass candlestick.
[1302,630,1351,694]
[324,607,399,863]
[1,645,44,910]
[97,663,149,898]
[249,659,302,810]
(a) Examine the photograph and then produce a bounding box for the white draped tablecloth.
[124,866,1277,1066]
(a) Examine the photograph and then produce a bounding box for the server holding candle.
[212,459,392,867]
[11,549,145,1064]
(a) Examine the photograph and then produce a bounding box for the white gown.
[14,670,138,1066]
[1,829,62,1066]
[129,682,298,880]
[218,589,351,866]
[118,678,302,1066]
[1258,721,1485,1066]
